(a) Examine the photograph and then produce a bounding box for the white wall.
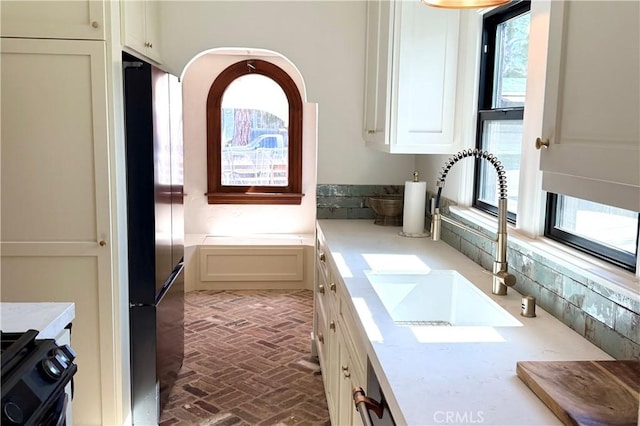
[160,0,415,186]
[182,52,318,235]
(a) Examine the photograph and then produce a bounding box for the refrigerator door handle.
[155,262,184,305]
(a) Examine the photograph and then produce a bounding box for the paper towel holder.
[399,171,431,238]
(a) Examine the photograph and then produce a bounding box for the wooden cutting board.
[516,360,640,426]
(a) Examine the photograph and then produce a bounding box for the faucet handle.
[494,270,516,287]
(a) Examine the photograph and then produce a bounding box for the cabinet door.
[0,0,105,40]
[325,315,340,423]
[392,1,460,153]
[337,324,366,426]
[144,0,162,63]
[363,0,461,154]
[337,326,352,426]
[363,0,393,146]
[314,244,331,371]
[122,0,147,54]
[121,0,162,63]
[0,38,116,426]
[536,1,639,211]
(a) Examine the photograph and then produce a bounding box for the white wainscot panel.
[199,246,304,282]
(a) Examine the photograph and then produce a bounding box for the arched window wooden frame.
[205,59,303,205]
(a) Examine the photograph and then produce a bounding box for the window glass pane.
[555,195,639,255]
[478,119,522,214]
[221,74,289,186]
[492,12,530,108]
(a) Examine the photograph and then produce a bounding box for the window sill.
[206,192,304,205]
[448,206,639,300]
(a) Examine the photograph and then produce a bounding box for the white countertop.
[1,302,75,339]
[318,220,612,426]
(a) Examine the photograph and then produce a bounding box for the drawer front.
[340,295,366,385]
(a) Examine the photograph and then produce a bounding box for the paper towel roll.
[403,180,427,234]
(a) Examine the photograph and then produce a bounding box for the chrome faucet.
[430,149,516,295]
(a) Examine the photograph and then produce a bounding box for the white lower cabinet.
[315,228,366,425]
[337,321,366,426]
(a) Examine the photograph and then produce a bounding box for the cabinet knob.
[329,321,336,331]
[342,366,351,378]
[535,137,549,150]
[329,282,337,292]
[91,20,99,29]
[99,240,107,247]
[149,43,153,48]
[319,252,326,262]
[318,332,324,344]
[318,284,325,294]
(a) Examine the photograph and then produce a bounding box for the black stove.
[1,329,77,426]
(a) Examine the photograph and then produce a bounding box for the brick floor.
[159,290,330,426]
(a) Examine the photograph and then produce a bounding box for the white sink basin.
[365,270,521,327]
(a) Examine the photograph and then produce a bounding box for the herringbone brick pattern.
[159,289,330,426]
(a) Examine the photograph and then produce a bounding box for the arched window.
[205,59,303,204]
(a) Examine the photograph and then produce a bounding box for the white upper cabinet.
[533,1,639,212]
[121,0,162,63]
[363,0,393,147]
[363,0,461,154]
[0,0,105,40]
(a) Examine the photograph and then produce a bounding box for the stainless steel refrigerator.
[123,52,185,425]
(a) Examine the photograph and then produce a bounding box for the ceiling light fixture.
[421,0,511,9]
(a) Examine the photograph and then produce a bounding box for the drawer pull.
[319,252,326,262]
[318,284,325,294]
[318,332,324,344]
[329,321,336,331]
[329,283,337,292]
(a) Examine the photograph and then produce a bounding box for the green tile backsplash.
[441,204,640,360]
[316,184,404,220]
[316,184,640,360]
